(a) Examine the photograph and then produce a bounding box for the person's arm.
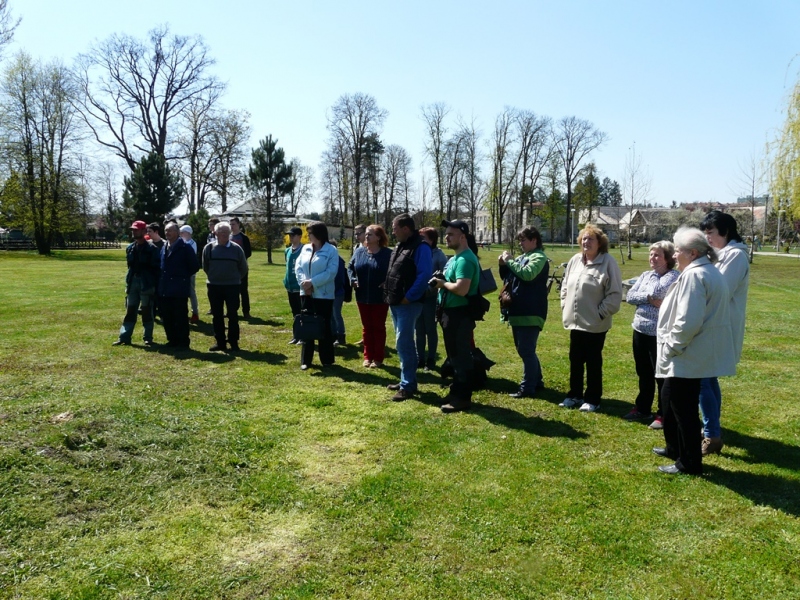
[404,243,432,303]
[202,244,211,274]
[662,273,705,358]
[186,243,200,275]
[242,234,252,259]
[506,252,547,282]
[435,256,473,297]
[717,249,748,300]
[309,246,338,289]
[560,256,576,309]
[238,246,249,279]
[598,256,623,319]
[625,272,650,306]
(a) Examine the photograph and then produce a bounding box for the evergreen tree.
[122,151,185,222]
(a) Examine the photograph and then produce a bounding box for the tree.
[599,177,622,207]
[326,93,387,228]
[0,53,83,254]
[515,110,553,228]
[421,102,449,220]
[176,89,222,213]
[771,67,800,224]
[288,158,315,216]
[540,157,566,243]
[459,117,485,227]
[207,109,250,213]
[381,144,412,227]
[0,0,20,58]
[487,108,523,243]
[247,135,294,264]
[735,150,767,263]
[573,162,602,223]
[621,143,652,259]
[122,151,186,223]
[553,116,608,241]
[74,25,224,172]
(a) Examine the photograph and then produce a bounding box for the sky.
[8,0,800,212]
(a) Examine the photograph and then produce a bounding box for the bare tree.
[553,116,608,241]
[458,117,485,226]
[176,89,222,212]
[74,25,224,172]
[734,149,767,263]
[421,102,449,220]
[0,0,20,58]
[487,108,524,243]
[326,93,387,227]
[207,108,250,213]
[515,110,553,228]
[288,158,315,216]
[381,144,412,227]
[621,143,652,259]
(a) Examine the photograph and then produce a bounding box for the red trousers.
[357,302,389,363]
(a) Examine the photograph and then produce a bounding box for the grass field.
[1,245,799,599]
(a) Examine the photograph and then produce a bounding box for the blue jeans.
[699,377,722,438]
[390,302,424,392]
[415,296,438,367]
[512,326,542,394]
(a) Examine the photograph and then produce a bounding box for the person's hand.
[302,280,314,293]
[400,297,410,304]
[649,296,663,308]
[352,279,359,288]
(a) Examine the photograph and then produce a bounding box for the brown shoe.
[391,388,414,402]
[441,397,472,413]
[702,437,724,456]
[387,383,401,391]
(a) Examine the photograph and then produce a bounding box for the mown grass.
[1,246,799,599]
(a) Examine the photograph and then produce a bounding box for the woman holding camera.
[498,227,549,398]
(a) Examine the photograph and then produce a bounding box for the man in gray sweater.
[202,221,248,351]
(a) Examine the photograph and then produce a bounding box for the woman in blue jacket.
[295,222,340,369]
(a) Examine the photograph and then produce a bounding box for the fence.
[0,239,121,251]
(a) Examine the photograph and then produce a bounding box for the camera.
[429,270,446,288]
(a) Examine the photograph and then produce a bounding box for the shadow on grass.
[244,316,284,327]
[721,428,800,473]
[705,466,800,517]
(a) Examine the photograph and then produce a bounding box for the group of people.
[495,212,748,476]
[113,218,250,352]
[282,214,482,412]
[116,208,749,474]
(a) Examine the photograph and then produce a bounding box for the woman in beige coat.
[652,227,736,475]
[559,224,622,412]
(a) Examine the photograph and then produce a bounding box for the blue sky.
[9,0,800,210]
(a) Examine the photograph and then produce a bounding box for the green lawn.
[1,246,799,599]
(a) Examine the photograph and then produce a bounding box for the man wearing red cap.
[113,220,162,346]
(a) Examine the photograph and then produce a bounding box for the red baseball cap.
[130,220,147,231]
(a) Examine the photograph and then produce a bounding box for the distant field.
[1,247,798,599]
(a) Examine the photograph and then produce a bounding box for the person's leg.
[441,309,475,402]
[300,295,316,366]
[671,377,703,474]
[372,303,389,363]
[568,330,585,399]
[225,285,241,344]
[174,296,190,347]
[699,377,722,438]
[513,325,542,394]
[583,331,607,405]
[140,289,154,343]
[332,295,345,342]
[118,279,141,343]
[422,297,438,368]
[160,296,175,343]
[208,284,226,346]
[189,274,198,316]
[392,303,424,392]
[288,291,302,317]
[632,330,657,414]
[357,302,372,362]
[240,274,250,316]
[661,377,679,458]
[315,299,335,365]
[415,306,427,366]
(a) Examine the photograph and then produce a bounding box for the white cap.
[179,225,193,235]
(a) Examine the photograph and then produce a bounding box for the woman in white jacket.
[653,227,736,475]
[559,224,622,413]
[295,221,340,370]
[698,211,750,456]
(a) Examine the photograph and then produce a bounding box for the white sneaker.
[559,397,580,408]
[579,402,599,412]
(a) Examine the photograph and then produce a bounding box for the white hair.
[215,221,231,234]
[673,227,717,263]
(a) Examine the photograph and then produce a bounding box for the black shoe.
[387,383,401,391]
[112,339,130,346]
[652,447,674,459]
[143,340,154,347]
[229,343,240,352]
[509,389,535,399]
[441,398,472,413]
[288,338,297,345]
[209,343,226,352]
[658,464,685,475]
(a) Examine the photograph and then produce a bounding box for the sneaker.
[391,389,414,402]
[206,309,213,315]
[579,402,599,413]
[649,417,664,430]
[112,339,130,346]
[363,360,371,367]
[288,338,298,345]
[623,408,652,421]
[370,361,383,368]
[301,364,309,371]
[387,383,401,391]
[190,313,199,324]
[559,397,581,408]
[143,340,154,347]
[209,343,226,352]
[333,340,341,347]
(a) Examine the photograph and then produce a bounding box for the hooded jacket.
[716,240,749,363]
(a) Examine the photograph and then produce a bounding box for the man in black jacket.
[159,222,200,349]
[230,217,253,318]
[383,214,432,401]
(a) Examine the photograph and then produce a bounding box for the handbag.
[499,281,513,309]
[467,293,491,321]
[479,268,497,295]
[293,310,326,341]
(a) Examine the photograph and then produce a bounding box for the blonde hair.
[577,224,609,254]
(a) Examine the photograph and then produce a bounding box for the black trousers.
[287,291,301,317]
[441,307,476,401]
[568,330,607,405]
[240,274,250,315]
[160,296,190,347]
[207,284,240,345]
[662,377,703,474]
[300,296,334,366]
[632,330,663,415]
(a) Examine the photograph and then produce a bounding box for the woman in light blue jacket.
[295,222,340,369]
